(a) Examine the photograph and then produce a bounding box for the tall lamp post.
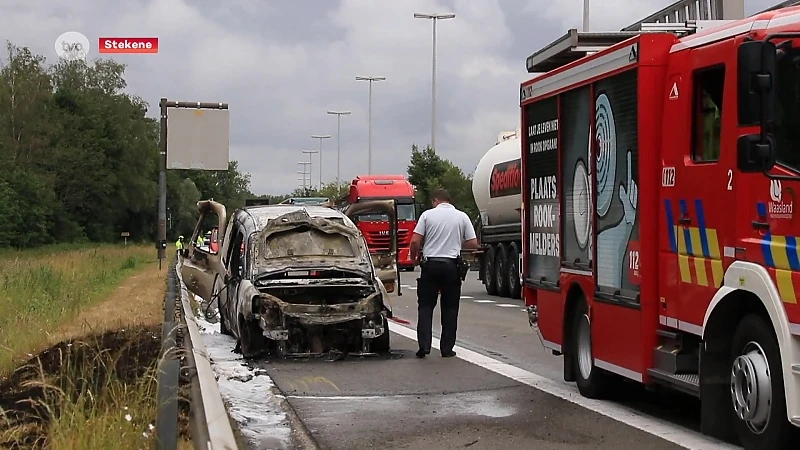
[583,0,589,31]
[326,110,351,194]
[302,149,319,190]
[413,12,455,151]
[355,76,385,174]
[297,161,310,194]
[311,134,331,186]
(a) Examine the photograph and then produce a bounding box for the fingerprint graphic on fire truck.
[592,92,639,290]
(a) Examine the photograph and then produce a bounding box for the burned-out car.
[181,199,400,358]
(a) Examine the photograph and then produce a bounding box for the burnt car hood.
[252,209,373,275]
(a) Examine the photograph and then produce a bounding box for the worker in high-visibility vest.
[175,236,184,256]
[196,233,204,247]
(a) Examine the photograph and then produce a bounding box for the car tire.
[730,314,799,450]
[372,316,390,353]
[238,314,266,359]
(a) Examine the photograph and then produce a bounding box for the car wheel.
[372,316,390,353]
[238,314,266,359]
[730,314,799,449]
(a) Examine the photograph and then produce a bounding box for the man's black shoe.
[441,350,456,358]
[416,349,429,358]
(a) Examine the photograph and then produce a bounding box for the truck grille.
[366,229,410,250]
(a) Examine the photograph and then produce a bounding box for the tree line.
[0,41,478,248]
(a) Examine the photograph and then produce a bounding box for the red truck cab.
[339,175,417,270]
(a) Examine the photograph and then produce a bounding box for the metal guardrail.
[155,256,238,450]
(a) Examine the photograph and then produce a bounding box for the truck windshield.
[397,204,415,221]
[774,46,800,172]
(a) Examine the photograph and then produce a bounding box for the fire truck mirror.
[737,40,776,126]
[737,133,776,173]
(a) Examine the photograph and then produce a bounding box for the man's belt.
[423,256,457,263]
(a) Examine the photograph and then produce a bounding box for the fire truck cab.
[521,3,800,449]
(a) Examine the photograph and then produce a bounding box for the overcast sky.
[0,0,783,195]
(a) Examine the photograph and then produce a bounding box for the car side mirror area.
[737,134,776,173]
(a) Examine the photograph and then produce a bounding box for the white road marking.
[460,295,474,299]
[473,300,496,303]
[521,309,527,312]
[496,304,518,308]
[387,321,737,450]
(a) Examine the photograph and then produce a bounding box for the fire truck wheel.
[572,300,609,398]
[495,244,510,297]
[507,242,522,299]
[729,314,798,449]
[484,245,498,295]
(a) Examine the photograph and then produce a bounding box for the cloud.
[0,0,788,194]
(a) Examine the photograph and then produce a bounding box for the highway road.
[250,269,740,450]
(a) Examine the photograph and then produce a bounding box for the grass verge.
[0,244,192,449]
[0,244,155,374]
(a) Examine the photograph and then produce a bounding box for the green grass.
[0,244,156,375]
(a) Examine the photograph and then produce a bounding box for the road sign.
[166,107,230,170]
[121,232,130,237]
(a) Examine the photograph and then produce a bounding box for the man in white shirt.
[409,188,478,358]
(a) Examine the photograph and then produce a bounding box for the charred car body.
[181,199,400,358]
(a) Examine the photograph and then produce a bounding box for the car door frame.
[180,200,227,303]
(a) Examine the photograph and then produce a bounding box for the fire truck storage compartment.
[523,36,669,380]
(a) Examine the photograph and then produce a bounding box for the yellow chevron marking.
[694,257,708,286]
[775,269,797,304]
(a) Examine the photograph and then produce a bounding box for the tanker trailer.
[472,131,522,298]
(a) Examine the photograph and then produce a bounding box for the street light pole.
[302,150,319,190]
[326,110,351,194]
[583,0,590,31]
[413,12,455,151]
[355,76,385,174]
[311,134,331,186]
[297,161,310,194]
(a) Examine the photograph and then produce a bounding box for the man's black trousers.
[416,258,461,355]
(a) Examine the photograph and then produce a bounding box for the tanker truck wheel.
[495,243,510,297]
[483,245,498,295]
[507,242,522,299]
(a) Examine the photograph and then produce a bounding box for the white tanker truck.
[471,130,522,298]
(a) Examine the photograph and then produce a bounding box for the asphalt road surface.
[254,269,739,450]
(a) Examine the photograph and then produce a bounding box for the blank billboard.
[166,108,230,170]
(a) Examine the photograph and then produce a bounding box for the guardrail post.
[156,259,180,450]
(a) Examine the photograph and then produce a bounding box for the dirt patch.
[0,263,193,449]
[47,261,167,345]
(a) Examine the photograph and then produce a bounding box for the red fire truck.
[520,3,800,449]
[338,175,417,270]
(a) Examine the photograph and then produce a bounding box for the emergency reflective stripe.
[175,239,183,250]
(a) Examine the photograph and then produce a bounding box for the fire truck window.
[691,66,725,162]
[773,47,800,172]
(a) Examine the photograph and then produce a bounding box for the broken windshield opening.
[262,226,356,259]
